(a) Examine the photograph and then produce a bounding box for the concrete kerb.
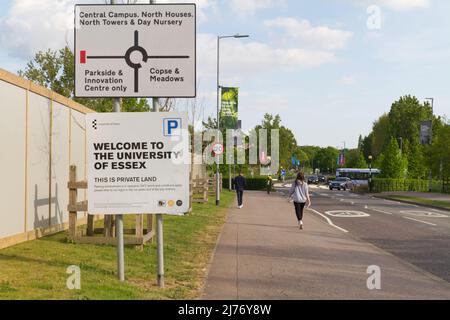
[372,195,450,212]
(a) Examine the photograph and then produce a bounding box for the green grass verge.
[0,190,234,300]
[384,195,450,210]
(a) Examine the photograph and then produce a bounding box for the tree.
[388,95,433,148]
[300,146,321,169]
[406,141,426,179]
[19,47,150,113]
[429,120,450,180]
[370,113,391,159]
[254,114,296,170]
[315,147,340,173]
[379,137,408,178]
[278,126,297,169]
[202,116,218,130]
[293,147,310,170]
[361,133,373,161]
[346,149,368,168]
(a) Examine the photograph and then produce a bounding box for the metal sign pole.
[149,0,164,288]
[153,95,164,287]
[111,0,125,283]
[156,214,164,287]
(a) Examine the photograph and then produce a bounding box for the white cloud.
[265,17,353,50]
[353,0,431,11]
[0,0,75,58]
[0,0,214,59]
[162,0,216,23]
[197,33,337,79]
[229,0,286,16]
[339,75,357,85]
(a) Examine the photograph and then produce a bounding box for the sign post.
[85,112,190,282]
[76,3,195,285]
[111,0,124,283]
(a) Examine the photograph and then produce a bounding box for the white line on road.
[403,217,437,226]
[370,208,394,215]
[307,208,349,233]
[432,209,450,215]
[383,199,402,205]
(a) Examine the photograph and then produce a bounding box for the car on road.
[318,175,327,183]
[308,175,319,184]
[329,177,353,191]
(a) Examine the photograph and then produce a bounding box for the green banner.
[220,87,238,129]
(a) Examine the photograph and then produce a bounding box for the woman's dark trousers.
[294,202,306,221]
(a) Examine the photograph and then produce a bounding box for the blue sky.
[1,0,449,148]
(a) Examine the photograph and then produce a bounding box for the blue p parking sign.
[164,118,182,136]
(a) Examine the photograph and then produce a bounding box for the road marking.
[399,210,448,218]
[383,199,402,205]
[432,209,450,215]
[325,210,370,218]
[307,208,349,233]
[370,208,393,215]
[403,217,437,226]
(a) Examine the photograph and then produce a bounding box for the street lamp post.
[425,98,434,192]
[368,155,373,192]
[216,34,249,206]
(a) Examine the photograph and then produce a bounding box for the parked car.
[307,175,319,184]
[318,175,327,183]
[329,177,353,191]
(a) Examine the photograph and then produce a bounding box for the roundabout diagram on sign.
[81,30,190,93]
[325,210,370,218]
[400,210,448,218]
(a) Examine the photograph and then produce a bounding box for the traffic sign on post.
[74,4,196,98]
[212,143,224,156]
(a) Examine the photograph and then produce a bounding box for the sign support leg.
[116,214,125,281]
[229,165,232,191]
[156,214,164,288]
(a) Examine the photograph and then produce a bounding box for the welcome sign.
[86,112,190,215]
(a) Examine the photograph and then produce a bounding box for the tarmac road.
[203,189,450,299]
[305,186,450,282]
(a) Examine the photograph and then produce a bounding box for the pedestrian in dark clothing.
[267,175,273,194]
[233,172,246,209]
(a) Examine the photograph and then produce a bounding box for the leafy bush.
[372,178,432,193]
[353,184,369,193]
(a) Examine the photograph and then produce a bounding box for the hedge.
[372,178,437,193]
[222,177,272,191]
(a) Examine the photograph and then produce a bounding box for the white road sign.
[75,4,196,98]
[87,112,190,215]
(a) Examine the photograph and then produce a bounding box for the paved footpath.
[202,191,450,300]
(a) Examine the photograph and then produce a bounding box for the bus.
[336,168,381,186]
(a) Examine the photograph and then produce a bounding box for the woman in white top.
[289,172,311,229]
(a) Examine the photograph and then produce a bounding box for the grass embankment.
[384,195,450,210]
[0,191,234,300]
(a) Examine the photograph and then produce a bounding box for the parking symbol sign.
[164,118,182,136]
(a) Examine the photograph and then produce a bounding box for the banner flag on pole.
[220,87,239,129]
